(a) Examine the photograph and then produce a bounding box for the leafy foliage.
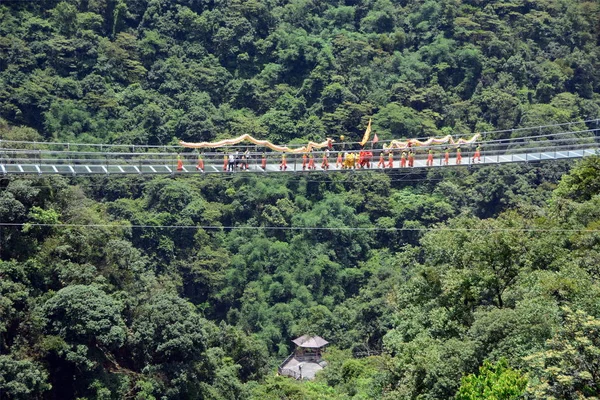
[456,358,527,400]
[2,0,600,397]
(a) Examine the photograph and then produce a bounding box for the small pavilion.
[279,335,329,380]
[292,335,329,361]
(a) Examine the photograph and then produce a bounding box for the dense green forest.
[1,0,600,398]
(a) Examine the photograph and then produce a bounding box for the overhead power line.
[1,222,597,232]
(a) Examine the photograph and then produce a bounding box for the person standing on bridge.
[308,152,316,170]
[444,147,449,165]
[243,149,250,170]
[196,153,204,171]
[177,154,184,171]
[336,152,343,168]
[322,149,329,170]
[240,151,247,171]
[408,149,415,167]
[228,153,235,172]
[378,150,385,168]
[387,151,394,168]
[400,151,407,168]
[426,148,434,166]
[472,144,481,163]
[280,154,287,171]
[223,154,228,171]
[302,153,308,170]
[261,152,267,169]
[456,147,462,165]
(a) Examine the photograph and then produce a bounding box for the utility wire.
[2,222,598,232]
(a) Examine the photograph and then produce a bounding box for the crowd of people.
[177,145,482,172]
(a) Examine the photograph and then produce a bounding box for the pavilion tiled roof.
[292,335,329,348]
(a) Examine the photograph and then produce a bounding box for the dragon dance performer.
[426,148,434,166]
[444,148,449,165]
[358,150,372,168]
[377,151,385,168]
[456,147,462,164]
[408,150,415,167]
[280,154,287,171]
[472,144,481,163]
[302,153,308,170]
[177,154,184,171]
[308,153,316,170]
[400,151,407,168]
[322,150,329,170]
[196,154,204,171]
[387,151,394,168]
[243,149,250,170]
[343,152,357,169]
[336,152,343,168]
[261,152,267,169]
[223,154,228,171]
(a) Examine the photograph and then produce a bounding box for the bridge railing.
[0,128,599,170]
[2,118,599,152]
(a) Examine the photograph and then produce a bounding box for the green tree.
[0,356,51,400]
[456,358,527,400]
[43,285,126,354]
[525,307,600,399]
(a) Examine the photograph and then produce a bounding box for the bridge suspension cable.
[0,121,598,176]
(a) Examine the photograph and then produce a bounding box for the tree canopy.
[1,0,600,398]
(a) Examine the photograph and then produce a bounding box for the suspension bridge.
[0,120,598,176]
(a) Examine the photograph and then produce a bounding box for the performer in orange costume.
[302,153,308,170]
[387,151,394,168]
[408,150,415,167]
[472,145,481,163]
[456,147,462,165]
[322,151,329,170]
[261,152,267,169]
[336,152,343,168]
[378,151,385,168]
[280,154,287,170]
[308,153,316,170]
[444,148,449,165]
[177,154,184,171]
[400,151,407,168]
[426,148,434,166]
[223,154,228,171]
[196,154,204,171]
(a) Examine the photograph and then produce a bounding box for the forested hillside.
[1,0,600,399]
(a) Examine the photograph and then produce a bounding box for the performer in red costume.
[472,145,481,163]
[308,153,316,170]
[322,150,329,170]
[358,150,372,168]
